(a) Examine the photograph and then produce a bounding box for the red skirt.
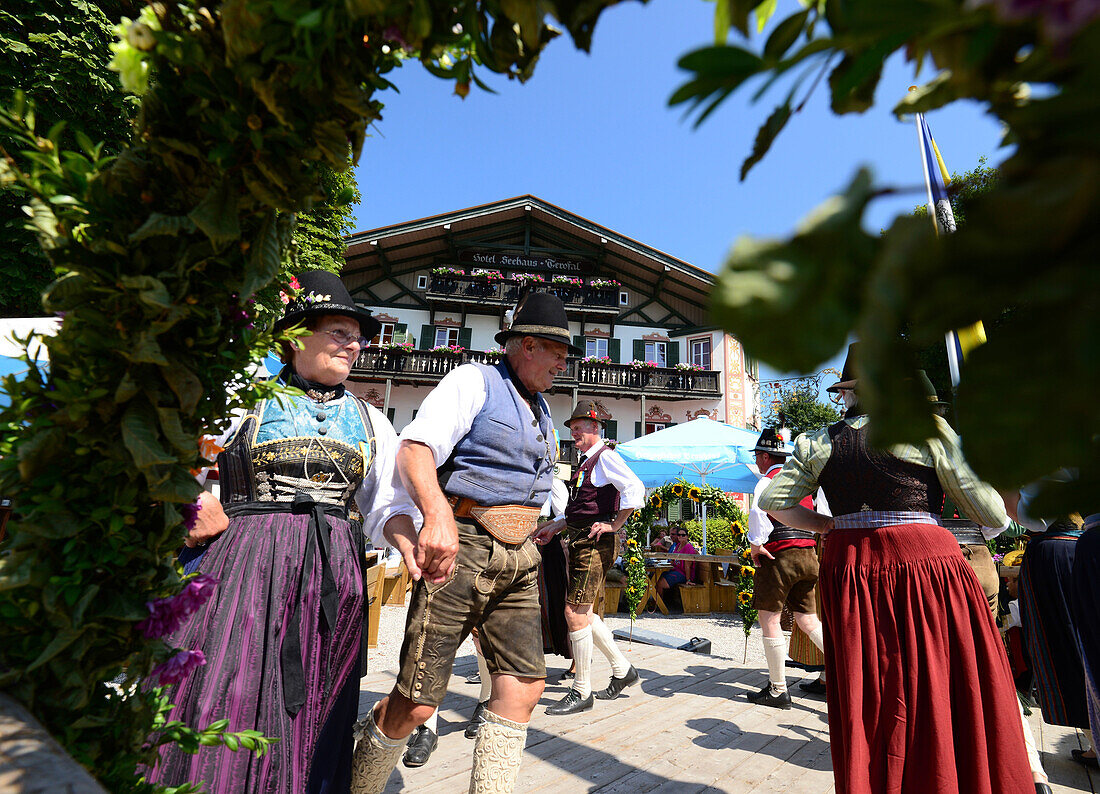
[820,523,1032,794]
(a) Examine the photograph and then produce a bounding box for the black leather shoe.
[1035,784,1053,794]
[1071,748,1099,769]
[555,668,576,683]
[464,700,488,739]
[746,683,792,709]
[799,677,826,696]
[402,725,438,768]
[595,665,639,700]
[546,688,594,715]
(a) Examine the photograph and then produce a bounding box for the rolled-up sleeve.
[398,364,486,467]
[927,417,1008,531]
[746,476,773,546]
[356,404,422,548]
[597,449,646,510]
[759,428,830,511]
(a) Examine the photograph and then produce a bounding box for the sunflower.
[740,565,755,577]
[687,486,702,501]
[738,591,753,605]
[731,521,744,535]
[670,483,684,498]
[740,547,752,560]
[650,494,663,508]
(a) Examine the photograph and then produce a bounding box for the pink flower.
[279,291,290,304]
[153,650,206,685]
[137,574,219,638]
[288,276,301,290]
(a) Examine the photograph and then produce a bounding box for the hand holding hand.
[588,521,615,539]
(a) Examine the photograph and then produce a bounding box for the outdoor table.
[644,551,741,587]
[642,563,673,615]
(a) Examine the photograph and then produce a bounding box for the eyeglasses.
[320,329,368,348]
[675,532,689,537]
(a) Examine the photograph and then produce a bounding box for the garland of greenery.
[0,1,622,790]
[623,479,756,635]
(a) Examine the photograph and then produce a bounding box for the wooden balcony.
[352,349,721,401]
[426,275,619,313]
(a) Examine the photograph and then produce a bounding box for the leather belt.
[448,496,539,545]
[942,519,985,546]
[767,528,816,542]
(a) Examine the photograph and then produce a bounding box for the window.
[585,337,608,358]
[689,337,711,369]
[371,322,395,347]
[643,341,667,367]
[416,275,428,289]
[434,327,460,347]
[645,422,667,435]
[619,291,629,306]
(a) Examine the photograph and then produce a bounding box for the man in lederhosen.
[350,292,577,794]
[745,428,827,709]
[533,400,645,715]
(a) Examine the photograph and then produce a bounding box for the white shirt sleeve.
[747,475,774,546]
[590,448,646,510]
[398,364,487,467]
[355,403,422,548]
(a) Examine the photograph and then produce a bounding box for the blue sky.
[349,0,1007,382]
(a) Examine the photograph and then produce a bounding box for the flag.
[914,111,984,387]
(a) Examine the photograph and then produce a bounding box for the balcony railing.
[426,274,618,310]
[353,349,720,399]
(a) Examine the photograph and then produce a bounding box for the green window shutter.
[395,322,407,336]
[668,500,682,522]
[386,408,395,423]
[667,341,679,368]
[419,325,433,350]
[458,327,472,349]
[609,338,621,363]
[605,419,617,441]
[632,340,644,362]
[573,335,584,354]
[635,421,642,439]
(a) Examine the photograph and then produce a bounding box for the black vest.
[565,446,620,525]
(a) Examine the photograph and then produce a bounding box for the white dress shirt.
[577,439,646,511]
[747,464,782,546]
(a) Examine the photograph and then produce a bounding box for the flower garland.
[588,277,620,288]
[551,274,584,286]
[432,266,466,276]
[430,344,465,355]
[622,479,753,633]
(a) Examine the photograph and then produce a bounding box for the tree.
[681,0,1100,515]
[0,0,136,317]
[760,377,842,438]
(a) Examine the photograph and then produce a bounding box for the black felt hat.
[495,291,581,353]
[916,369,951,408]
[753,428,788,456]
[275,270,381,340]
[564,399,606,429]
[826,342,860,393]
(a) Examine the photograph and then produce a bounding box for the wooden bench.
[382,560,409,606]
[598,583,623,617]
[710,581,739,613]
[678,583,711,614]
[364,558,387,649]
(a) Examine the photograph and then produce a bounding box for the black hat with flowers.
[275,270,381,340]
[564,399,607,428]
[753,428,788,456]
[495,291,582,353]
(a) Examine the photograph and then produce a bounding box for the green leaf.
[122,401,176,469]
[241,210,282,299]
[125,332,169,365]
[129,213,197,243]
[156,407,196,454]
[740,101,791,181]
[311,120,351,169]
[188,179,240,249]
[161,361,203,414]
[26,628,81,672]
[148,465,201,503]
[764,9,809,62]
[120,275,172,309]
[677,45,764,77]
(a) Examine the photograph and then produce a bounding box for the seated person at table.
[656,525,699,599]
[650,528,674,552]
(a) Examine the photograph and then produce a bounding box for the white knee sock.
[569,626,593,698]
[763,636,788,693]
[590,614,629,677]
[422,709,438,733]
[806,624,825,653]
[477,650,492,703]
[1018,694,1046,780]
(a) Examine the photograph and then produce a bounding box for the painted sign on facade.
[458,249,594,274]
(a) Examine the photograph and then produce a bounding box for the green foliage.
[682,516,736,552]
[0,0,136,316]
[760,376,841,437]
[0,0,632,788]
[691,0,1100,515]
[913,155,1000,229]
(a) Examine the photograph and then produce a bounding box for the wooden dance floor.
[358,641,1097,793]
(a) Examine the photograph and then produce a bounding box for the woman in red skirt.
[757,358,1036,794]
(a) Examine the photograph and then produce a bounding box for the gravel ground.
[371,603,790,677]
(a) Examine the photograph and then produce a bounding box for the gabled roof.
[343,195,715,327]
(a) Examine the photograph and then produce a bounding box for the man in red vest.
[746,428,826,709]
[533,400,645,715]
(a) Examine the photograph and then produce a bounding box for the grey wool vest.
[441,362,556,508]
